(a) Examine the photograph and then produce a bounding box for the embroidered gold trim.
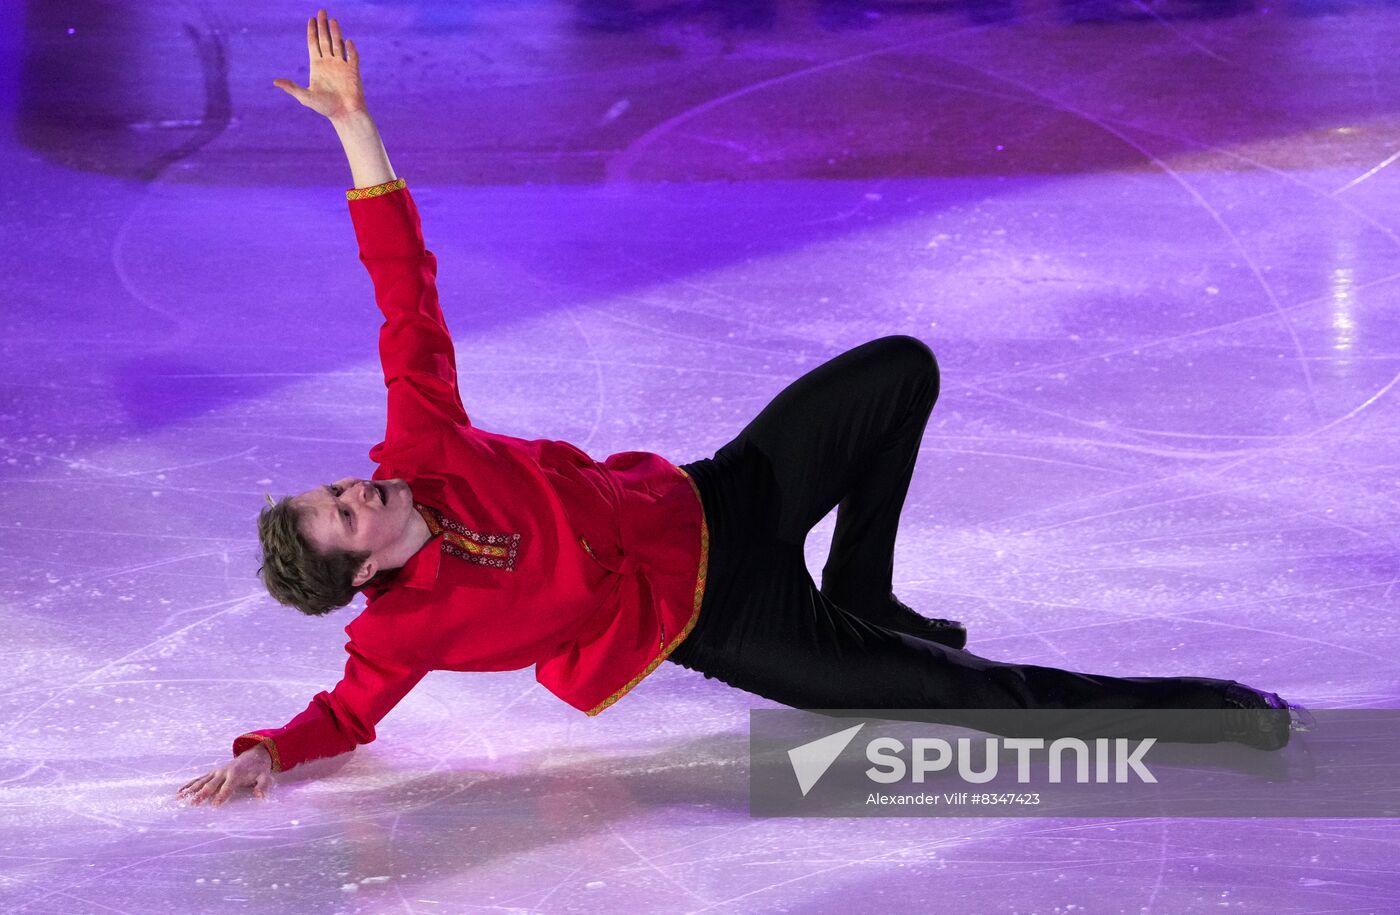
[585,466,709,716]
[417,503,520,570]
[236,733,284,773]
[345,177,407,201]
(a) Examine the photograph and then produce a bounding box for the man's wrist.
[330,108,396,190]
[240,741,273,767]
[330,107,375,133]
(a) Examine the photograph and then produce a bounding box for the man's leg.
[722,335,942,623]
[669,538,1278,746]
[675,417,1291,749]
[818,340,938,607]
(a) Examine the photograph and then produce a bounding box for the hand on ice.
[273,9,367,120]
[177,744,275,807]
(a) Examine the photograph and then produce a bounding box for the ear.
[351,558,377,589]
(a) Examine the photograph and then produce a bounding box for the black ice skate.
[825,587,969,650]
[1221,682,1316,751]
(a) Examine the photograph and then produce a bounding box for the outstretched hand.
[177,744,275,808]
[273,8,366,120]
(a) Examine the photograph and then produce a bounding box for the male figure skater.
[178,10,1310,808]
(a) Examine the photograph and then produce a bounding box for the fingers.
[328,16,346,62]
[183,772,223,805]
[316,9,333,59]
[177,768,269,806]
[347,38,358,68]
[177,773,210,797]
[307,10,348,63]
[273,78,311,107]
[179,773,215,797]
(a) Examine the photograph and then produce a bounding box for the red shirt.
[233,178,709,773]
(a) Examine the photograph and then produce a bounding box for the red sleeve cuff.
[346,177,406,201]
[233,733,285,773]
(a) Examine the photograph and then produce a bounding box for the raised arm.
[273,9,394,187]
[273,8,469,437]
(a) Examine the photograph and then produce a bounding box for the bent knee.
[878,333,937,369]
[878,334,939,399]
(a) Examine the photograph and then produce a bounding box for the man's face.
[291,477,416,582]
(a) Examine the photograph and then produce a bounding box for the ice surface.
[2,0,1398,912]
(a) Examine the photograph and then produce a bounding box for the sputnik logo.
[788,723,865,796]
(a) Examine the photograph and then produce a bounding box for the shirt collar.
[363,503,442,596]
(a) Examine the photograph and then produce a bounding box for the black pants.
[669,335,1250,743]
